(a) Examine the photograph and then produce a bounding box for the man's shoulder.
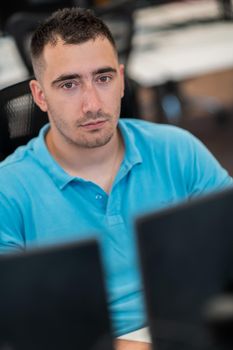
[119,118,194,144]
[0,143,31,169]
[0,124,48,175]
[1,151,24,173]
[0,140,37,189]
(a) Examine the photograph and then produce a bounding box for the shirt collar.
[118,119,143,171]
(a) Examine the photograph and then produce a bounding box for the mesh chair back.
[0,79,48,160]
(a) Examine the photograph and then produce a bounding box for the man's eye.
[61,81,76,89]
[97,76,112,83]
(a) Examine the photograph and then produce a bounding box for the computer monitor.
[135,187,233,350]
[0,238,114,350]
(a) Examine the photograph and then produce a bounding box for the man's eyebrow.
[51,67,117,86]
[93,67,117,75]
[51,74,81,86]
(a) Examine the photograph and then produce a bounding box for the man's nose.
[81,84,102,114]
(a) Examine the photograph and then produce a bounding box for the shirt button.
[95,194,103,200]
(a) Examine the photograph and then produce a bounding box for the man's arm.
[176,128,233,196]
[115,339,152,350]
[115,327,152,350]
[0,191,25,253]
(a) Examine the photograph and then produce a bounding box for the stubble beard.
[50,110,117,149]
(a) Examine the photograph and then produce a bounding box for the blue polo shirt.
[0,119,232,336]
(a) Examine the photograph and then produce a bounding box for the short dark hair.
[30,7,117,76]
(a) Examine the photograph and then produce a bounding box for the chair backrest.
[0,78,48,160]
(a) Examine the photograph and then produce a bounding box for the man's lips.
[80,119,107,130]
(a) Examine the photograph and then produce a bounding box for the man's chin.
[84,137,113,149]
[74,132,114,149]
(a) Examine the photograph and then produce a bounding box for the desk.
[127,0,233,87]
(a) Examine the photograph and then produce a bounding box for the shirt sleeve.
[0,191,25,253]
[182,130,233,196]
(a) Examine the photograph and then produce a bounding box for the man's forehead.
[43,37,118,72]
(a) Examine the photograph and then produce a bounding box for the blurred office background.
[1,0,233,173]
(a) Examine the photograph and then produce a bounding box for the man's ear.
[29,79,48,112]
[119,64,125,99]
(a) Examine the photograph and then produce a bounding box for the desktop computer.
[135,187,233,350]
[0,238,114,350]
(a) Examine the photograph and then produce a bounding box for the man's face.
[30,37,124,149]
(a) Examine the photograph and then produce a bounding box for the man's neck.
[45,128,124,193]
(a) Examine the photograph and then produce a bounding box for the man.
[0,7,232,350]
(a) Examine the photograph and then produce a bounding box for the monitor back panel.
[135,188,233,350]
[0,239,113,350]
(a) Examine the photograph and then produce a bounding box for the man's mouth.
[80,119,107,130]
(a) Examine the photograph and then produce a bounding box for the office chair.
[0,78,48,160]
